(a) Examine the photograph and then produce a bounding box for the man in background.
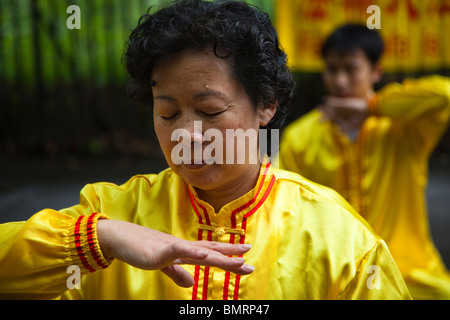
[279,24,450,299]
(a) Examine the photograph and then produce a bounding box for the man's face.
[322,49,381,99]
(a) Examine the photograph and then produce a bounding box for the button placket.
[197,224,246,238]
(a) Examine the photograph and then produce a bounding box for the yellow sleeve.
[278,124,303,173]
[0,185,112,299]
[278,115,314,174]
[371,75,450,153]
[338,240,412,300]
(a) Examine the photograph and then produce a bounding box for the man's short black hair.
[124,0,294,135]
[321,23,384,66]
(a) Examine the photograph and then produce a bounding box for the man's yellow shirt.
[0,162,410,299]
[279,75,450,299]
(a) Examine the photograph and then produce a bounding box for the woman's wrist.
[97,219,114,261]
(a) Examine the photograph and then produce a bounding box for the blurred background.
[0,0,449,266]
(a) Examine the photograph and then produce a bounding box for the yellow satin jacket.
[0,162,411,299]
[279,75,450,299]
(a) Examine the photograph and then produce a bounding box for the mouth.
[183,160,208,170]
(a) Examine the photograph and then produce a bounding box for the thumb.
[161,265,195,288]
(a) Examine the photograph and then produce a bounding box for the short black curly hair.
[124,0,294,134]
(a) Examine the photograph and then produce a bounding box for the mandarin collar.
[187,161,276,232]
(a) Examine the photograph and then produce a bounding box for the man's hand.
[318,95,370,138]
[97,219,254,288]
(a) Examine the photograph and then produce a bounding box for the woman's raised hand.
[97,219,254,287]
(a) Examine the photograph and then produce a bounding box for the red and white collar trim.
[187,161,276,300]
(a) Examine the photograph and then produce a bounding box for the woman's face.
[151,48,274,192]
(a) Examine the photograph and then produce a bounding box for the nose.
[182,119,204,164]
[178,119,204,148]
[335,71,349,89]
[180,120,203,147]
[191,121,203,145]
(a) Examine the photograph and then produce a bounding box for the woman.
[0,0,410,299]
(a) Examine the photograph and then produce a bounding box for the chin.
[172,162,222,190]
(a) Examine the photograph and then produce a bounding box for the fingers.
[161,265,195,288]
[317,103,336,122]
[193,241,252,256]
[155,241,210,268]
[157,241,254,276]
[222,263,255,276]
[175,255,253,275]
[324,95,368,112]
[160,255,254,289]
[324,95,351,106]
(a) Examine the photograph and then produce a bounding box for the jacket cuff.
[69,213,113,273]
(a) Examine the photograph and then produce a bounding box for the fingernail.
[241,244,252,250]
[244,264,255,272]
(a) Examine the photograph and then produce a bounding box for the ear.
[257,101,278,127]
[371,62,383,84]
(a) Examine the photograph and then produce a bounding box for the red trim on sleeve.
[87,213,109,269]
[74,215,96,273]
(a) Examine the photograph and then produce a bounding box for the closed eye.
[203,110,225,117]
[160,112,179,120]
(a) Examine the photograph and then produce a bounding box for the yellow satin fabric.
[0,162,410,299]
[279,76,450,299]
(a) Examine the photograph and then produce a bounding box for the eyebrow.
[154,95,177,102]
[194,90,227,101]
[154,90,227,102]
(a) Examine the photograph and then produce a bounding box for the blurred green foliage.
[0,0,273,87]
[0,0,275,158]
[1,1,447,159]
